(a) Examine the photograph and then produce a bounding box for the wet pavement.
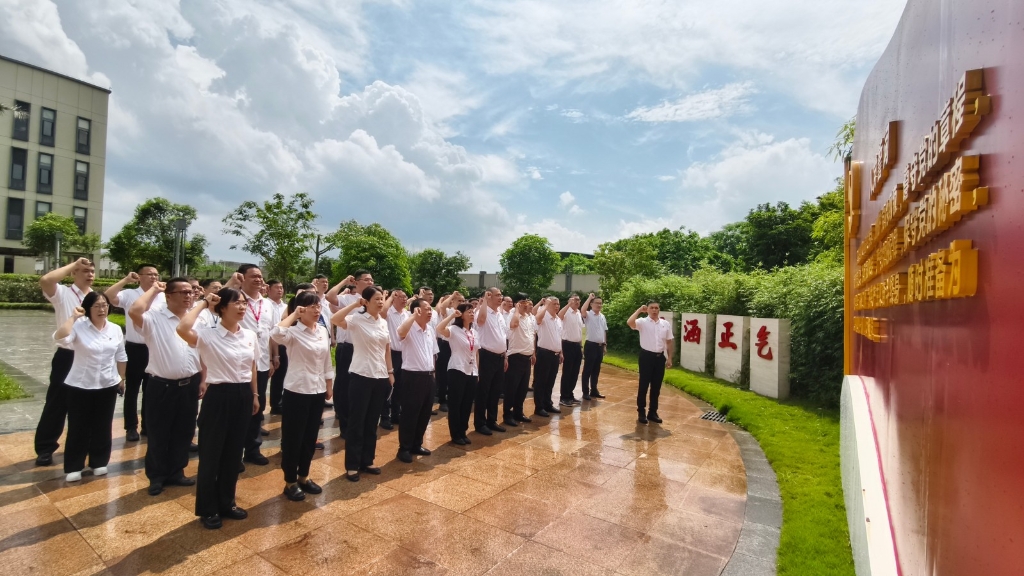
[0,310,778,576]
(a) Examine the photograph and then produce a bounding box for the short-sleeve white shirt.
[271,324,334,394]
[447,325,478,376]
[195,325,258,384]
[348,312,390,379]
[333,293,360,344]
[56,320,127,389]
[584,312,608,344]
[508,312,536,356]
[536,310,562,352]
[45,283,91,350]
[476,305,508,354]
[239,295,279,372]
[118,287,165,344]
[386,306,410,352]
[401,322,439,372]
[637,316,674,353]
[561,308,584,342]
[139,307,201,379]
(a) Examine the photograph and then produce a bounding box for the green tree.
[498,234,561,297]
[409,248,471,295]
[809,179,846,264]
[327,221,412,293]
[22,213,98,268]
[740,201,815,270]
[828,116,856,162]
[222,192,318,285]
[105,198,208,274]
[560,253,594,275]
[592,235,662,296]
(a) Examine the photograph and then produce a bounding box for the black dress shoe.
[201,514,222,529]
[167,476,196,487]
[148,483,164,496]
[571,398,582,405]
[453,437,470,446]
[35,453,53,466]
[189,442,199,452]
[346,472,360,482]
[284,484,305,501]
[315,442,325,450]
[648,414,663,424]
[244,453,270,465]
[359,466,382,475]
[547,405,562,414]
[298,479,322,494]
[488,423,507,433]
[431,409,438,415]
[413,446,431,456]
[503,418,519,427]
[126,430,140,442]
[582,395,592,401]
[439,403,448,412]
[534,409,550,418]
[475,426,492,436]
[461,436,472,444]
[592,392,606,399]
[397,450,413,463]
[515,414,533,423]
[638,414,649,424]
[221,506,248,520]
[379,419,394,430]
[269,407,283,416]
[260,427,270,437]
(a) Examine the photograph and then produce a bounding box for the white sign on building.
[749,318,791,399]
[679,313,715,373]
[714,315,749,384]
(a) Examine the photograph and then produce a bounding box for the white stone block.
[714,315,749,384]
[748,318,791,399]
[679,313,715,374]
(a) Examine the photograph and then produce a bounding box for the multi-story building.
[0,55,110,274]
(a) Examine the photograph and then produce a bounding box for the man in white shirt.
[106,263,163,441]
[475,287,509,434]
[580,293,608,400]
[325,270,374,434]
[129,277,202,496]
[503,293,536,426]
[382,289,410,430]
[267,279,289,416]
[227,264,280,465]
[34,257,94,466]
[500,296,514,323]
[533,296,563,417]
[396,297,438,462]
[558,294,585,406]
[628,301,674,425]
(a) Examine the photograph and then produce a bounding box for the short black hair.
[294,282,314,292]
[418,286,432,293]
[136,263,158,273]
[213,287,244,316]
[647,300,660,306]
[353,269,371,279]
[267,279,281,287]
[166,276,191,293]
[313,274,328,280]
[199,278,220,288]
[512,292,528,304]
[409,297,428,312]
[237,264,260,276]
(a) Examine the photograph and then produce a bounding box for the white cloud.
[561,108,585,122]
[527,166,543,180]
[657,175,677,182]
[558,191,576,207]
[626,82,756,123]
[569,205,584,216]
[401,63,482,133]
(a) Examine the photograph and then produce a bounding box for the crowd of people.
[31,258,675,530]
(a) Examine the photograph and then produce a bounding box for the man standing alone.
[627,301,673,424]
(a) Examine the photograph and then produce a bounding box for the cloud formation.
[626,82,756,123]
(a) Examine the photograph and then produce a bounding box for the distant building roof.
[0,54,112,94]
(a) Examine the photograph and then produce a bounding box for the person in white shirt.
[533,297,564,417]
[500,296,514,323]
[325,270,375,435]
[225,264,280,466]
[266,279,289,416]
[628,301,675,425]
[503,293,536,426]
[129,277,201,496]
[178,287,259,530]
[433,291,463,413]
[381,289,410,430]
[272,291,334,502]
[196,279,223,327]
[580,293,608,400]
[34,257,95,467]
[474,287,509,435]
[395,298,439,462]
[53,291,127,482]
[106,263,163,441]
[558,294,585,406]
[437,303,477,445]
[331,286,394,482]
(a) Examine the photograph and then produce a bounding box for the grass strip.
[603,351,854,576]
[0,365,29,401]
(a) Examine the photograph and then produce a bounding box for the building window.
[38,153,53,194]
[76,117,91,155]
[12,100,30,142]
[36,201,51,219]
[2,257,12,274]
[9,148,28,190]
[6,198,25,240]
[40,108,56,147]
[73,207,87,235]
[74,161,89,200]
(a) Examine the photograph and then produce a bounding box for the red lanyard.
[71,285,84,305]
[247,298,263,323]
[466,329,475,352]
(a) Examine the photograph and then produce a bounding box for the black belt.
[125,341,148,347]
[150,375,195,387]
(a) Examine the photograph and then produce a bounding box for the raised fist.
[343,275,355,285]
[126,272,140,283]
[413,306,423,318]
[296,306,306,316]
[588,292,595,299]
[453,309,462,318]
[73,257,91,269]
[154,281,167,292]
[639,305,648,314]
[231,272,244,285]
[206,293,221,307]
[72,306,86,318]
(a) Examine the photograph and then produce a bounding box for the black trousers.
[504,353,532,418]
[35,347,75,456]
[399,370,434,451]
[475,349,504,429]
[244,370,270,457]
[581,341,605,396]
[435,339,451,404]
[280,389,325,483]
[269,345,288,411]
[144,374,200,484]
[638,349,666,415]
[533,348,559,412]
[334,343,354,428]
[123,342,150,432]
[559,340,583,401]
[345,373,390,472]
[196,382,252,517]
[64,385,118,473]
[382,350,402,421]
[446,369,476,441]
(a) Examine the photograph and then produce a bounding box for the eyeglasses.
[91,303,109,310]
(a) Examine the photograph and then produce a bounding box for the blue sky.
[1,0,905,270]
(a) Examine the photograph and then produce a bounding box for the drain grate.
[700,410,728,423]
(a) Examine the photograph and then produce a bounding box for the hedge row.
[603,262,844,407]
[0,274,121,304]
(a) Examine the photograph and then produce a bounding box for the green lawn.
[109,313,126,329]
[0,365,29,401]
[603,352,854,576]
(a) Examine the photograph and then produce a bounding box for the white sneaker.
[66,471,82,482]
[93,467,108,476]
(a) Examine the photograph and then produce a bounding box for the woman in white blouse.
[436,303,477,446]
[271,291,334,501]
[178,288,259,530]
[331,286,394,482]
[53,291,127,482]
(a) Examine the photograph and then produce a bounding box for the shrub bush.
[605,262,844,406]
[0,274,120,304]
